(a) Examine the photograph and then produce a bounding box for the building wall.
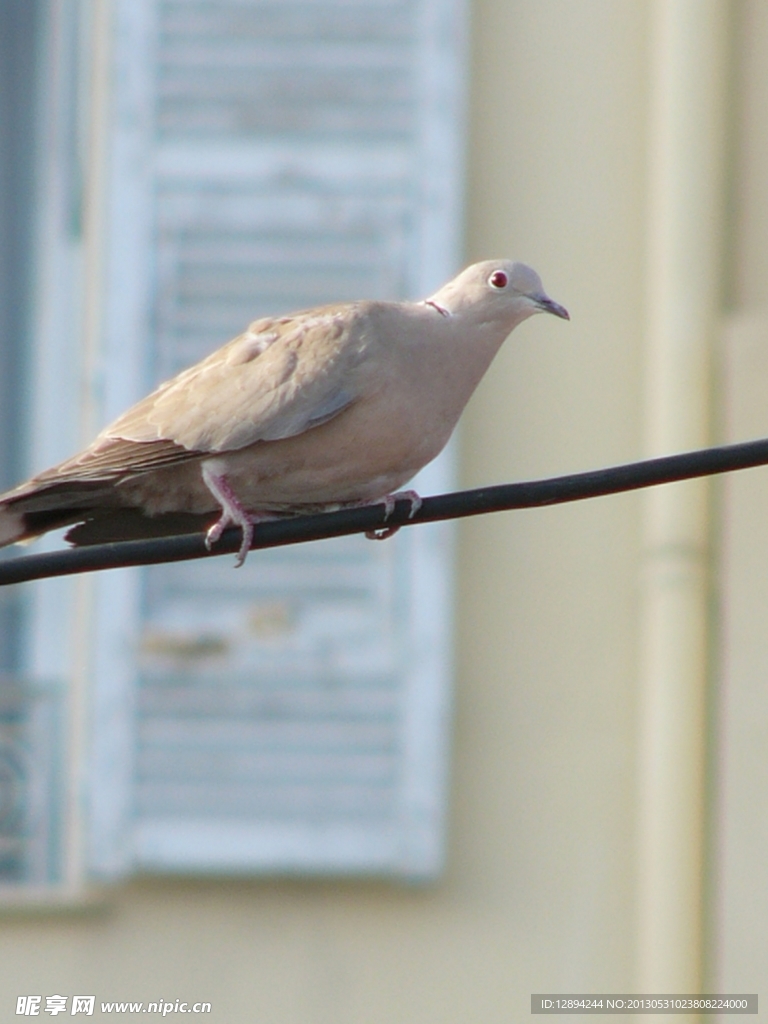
[456,0,649,997]
[718,0,768,994]
[3,0,760,1019]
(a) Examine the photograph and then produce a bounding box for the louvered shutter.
[28,0,467,884]
[0,0,71,893]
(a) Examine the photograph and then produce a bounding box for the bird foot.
[202,463,259,567]
[364,490,422,541]
[204,513,253,568]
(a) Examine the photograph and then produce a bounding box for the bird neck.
[437,310,522,400]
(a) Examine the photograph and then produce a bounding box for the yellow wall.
[718,0,768,995]
[4,1,762,1019]
[458,0,649,996]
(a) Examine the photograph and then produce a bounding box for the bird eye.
[488,270,508,290]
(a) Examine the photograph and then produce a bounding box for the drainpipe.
[637,0,728,999]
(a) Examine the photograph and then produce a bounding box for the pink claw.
[365,490,422,541]
[202,463,257,567]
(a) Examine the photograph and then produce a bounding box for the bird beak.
[535,295,570,320]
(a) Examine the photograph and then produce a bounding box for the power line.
[2,435,768,587]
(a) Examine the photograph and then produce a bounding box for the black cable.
[2,435,768,587]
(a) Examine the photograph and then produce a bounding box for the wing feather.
[105,305,367,453]
[25,303,371,486]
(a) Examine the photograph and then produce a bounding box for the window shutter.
[27,0,467,886]
[0,0,63,894]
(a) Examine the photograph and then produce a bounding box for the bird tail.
[0,507,26,547]
[64,508,214,546]
[0,477,217,550]
[0,479,121,549]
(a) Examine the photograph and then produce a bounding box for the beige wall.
[4,1,765,1019]
[458,0,649,996]
[718,0,768,995]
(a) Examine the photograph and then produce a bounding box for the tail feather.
[0,478,122,549]
[0,508,25,547]
[0,471,220,550]
[65,509,215,546]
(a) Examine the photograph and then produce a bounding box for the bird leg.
[201,463,258,567]
[201,463,423,562]
[363,490,423,540]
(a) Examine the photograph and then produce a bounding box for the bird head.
[424,259,569,329]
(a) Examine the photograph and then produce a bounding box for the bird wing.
[34,304,371,485]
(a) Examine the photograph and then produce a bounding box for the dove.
[0,260,568,565]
